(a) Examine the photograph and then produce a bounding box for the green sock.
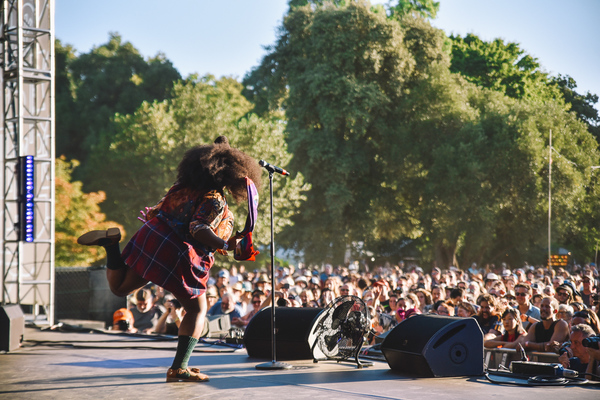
[171,335,198,371]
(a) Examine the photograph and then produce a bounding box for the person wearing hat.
[205,285,219,309]
[309,276,321,301]
[77,136,262,383]
[255,273,271,294]
[112,308,135,332]
[231,281,250,314]
[555,284,575,305]
[468,263,480,276]
[294,276,308,291]
[215,269,230,299]
[484,273,499,292]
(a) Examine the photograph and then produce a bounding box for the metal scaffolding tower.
[1,0,55,324]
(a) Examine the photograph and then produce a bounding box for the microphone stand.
[255,170,291,370]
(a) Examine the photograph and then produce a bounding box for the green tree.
[553,74,600,142]
[55,33,181,164]
[449,33,600,142]
[246,2,430,263]
[398,68,599,267]
[245,1,600,267]
[389,0,439,19]
[85,75,306,259]
[55,40,78,161]
[55,156,125,266]
[449,33,559,101]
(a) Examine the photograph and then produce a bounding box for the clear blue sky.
[56,0,600,106]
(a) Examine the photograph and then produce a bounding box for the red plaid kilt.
[122,217,213,299]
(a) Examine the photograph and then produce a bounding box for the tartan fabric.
[122,217,213,299]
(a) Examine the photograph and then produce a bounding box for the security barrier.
[484,347,560,370]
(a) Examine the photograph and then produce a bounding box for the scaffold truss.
[1,0,55,324]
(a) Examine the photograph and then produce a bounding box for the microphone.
[259,160,290,176]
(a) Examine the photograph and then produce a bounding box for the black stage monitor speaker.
[381,314,484,377]
[244,307,323,360]
[0,304,25,352]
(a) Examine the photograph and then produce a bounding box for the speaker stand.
[254,170,290,371]
[255,361,292,370]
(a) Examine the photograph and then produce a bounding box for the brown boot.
[77,228,121,247]
[166,367,210,382]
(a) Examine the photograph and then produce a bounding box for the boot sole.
[166,376,210,382]
[77,228,121,246]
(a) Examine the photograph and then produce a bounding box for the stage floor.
[1,327,598,399]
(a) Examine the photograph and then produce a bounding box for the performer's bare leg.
[167,293,209,382]
[175,293,207,339]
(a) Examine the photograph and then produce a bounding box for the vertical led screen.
[19,156,35,242]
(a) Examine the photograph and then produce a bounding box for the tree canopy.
[54,1,600,268]
[55,33,181,165]
[244,1,600,266]
[83,75,306,260]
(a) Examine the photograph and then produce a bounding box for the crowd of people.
[112,260,600,380]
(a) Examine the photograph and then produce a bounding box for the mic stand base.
[255,361,293,370]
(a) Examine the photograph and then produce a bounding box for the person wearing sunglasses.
[232,293,265,328]
[513,283,540,331]
[555,284,574,305]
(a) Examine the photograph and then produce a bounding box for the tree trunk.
[434,241,458,270]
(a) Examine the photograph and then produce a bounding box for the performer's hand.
[226,234,243,250]
[137,207,151,223]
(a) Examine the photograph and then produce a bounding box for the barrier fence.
[55,267,126,328]
[484,347,560,370]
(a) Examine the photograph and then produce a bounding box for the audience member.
[474,294,502,336]
[155,297,185,335]
[206,292,243,324]
[436,301,455,316]
[517,296,569,353]
[484,308,527,348]
[580,275,596,307]
[232,291,265,328]
[299,289,315,307]
[456,302,477,318]
[532,293,543,308]
[556,304,574,327]
[513,283,541,331]
[557,324,596,375]
[415,288,432,313]
[572,310,600,334]
[555,284,574,305]
[130,288,164,334]
[112,308,135,332]
[206,285,219,309]
[215,269,230,298]
[430,285,445,303]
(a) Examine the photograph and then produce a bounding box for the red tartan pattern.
[122,217,213,299]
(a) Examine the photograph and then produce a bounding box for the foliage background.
[55,1,600,270]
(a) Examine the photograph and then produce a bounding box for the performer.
[77,136,262,382]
